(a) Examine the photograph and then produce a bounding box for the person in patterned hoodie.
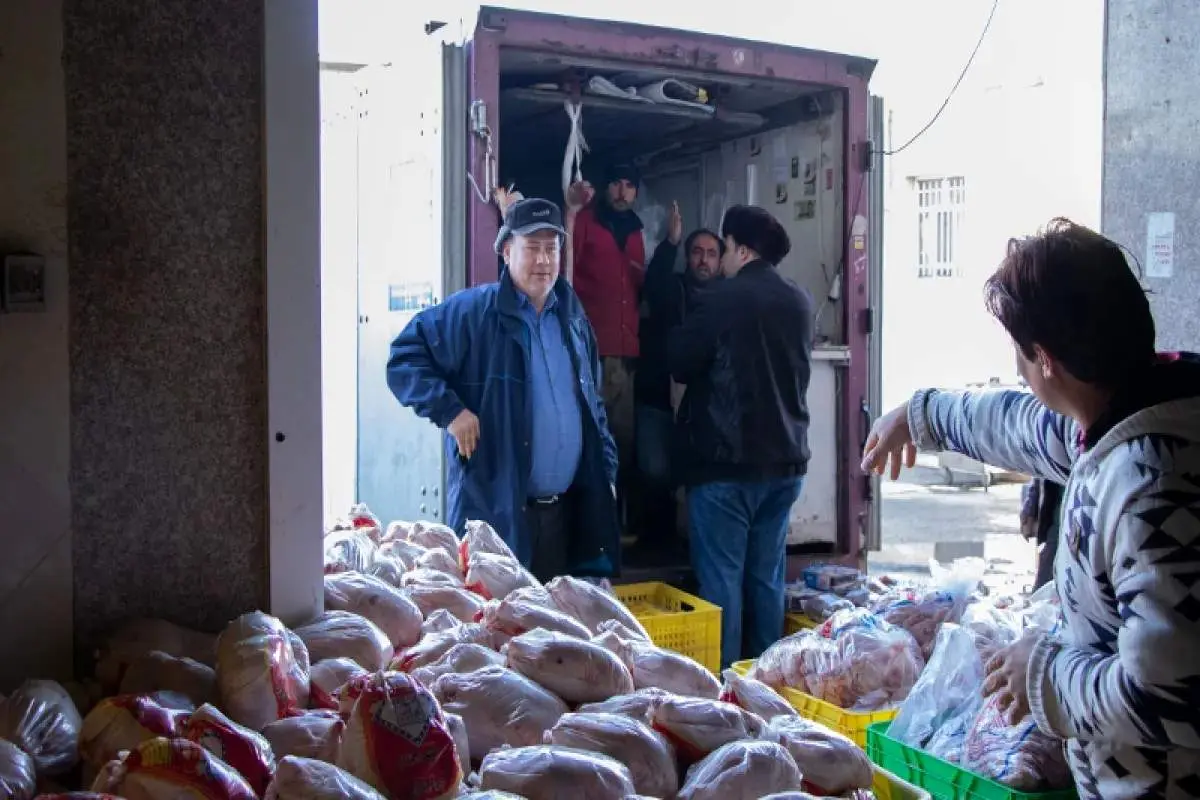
[863,218,1200,800]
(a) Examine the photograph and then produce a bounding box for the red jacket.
[571,206,646,358]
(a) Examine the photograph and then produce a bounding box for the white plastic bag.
[677,740,803,800]
[265,755,386,800]
[505,629,635,704]
[478,745,635,800]
[545,712,677,798]
[393,624,492,673]
[419,547,466,578]
[577,688,673,724]
[378,537,428,570]
[408,521,462,561]
[0,680,83,776]
[294,611,393,672]
[117,650,217,706]
[323,571,424,648]
[323,529,378,575]
[216,611,310,730]
[482,599,591,641]
[308,657,368,710]
[403,567,466,589]
[446,712,471,777]
[458,519,516,570]
[888,623,983,750]
[432,666,569,762]
[0,739,36,800]
[262,711,344,763]
[410,643,506,688]
[422,609,464,637]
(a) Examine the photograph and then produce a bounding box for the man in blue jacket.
[386,197,621,581]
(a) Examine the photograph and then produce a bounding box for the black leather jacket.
[666,260,814,485]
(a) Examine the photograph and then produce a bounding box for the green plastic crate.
[866,721,1077,800]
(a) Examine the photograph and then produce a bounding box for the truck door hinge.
[862,307,874,334]
[860,140,874,173]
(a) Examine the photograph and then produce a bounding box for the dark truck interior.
[495,48,847,583]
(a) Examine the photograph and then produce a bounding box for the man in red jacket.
[565,164,647,523]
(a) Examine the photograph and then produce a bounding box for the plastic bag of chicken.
[407,522,461,561]
[294,611,392,672]
[94,618,217,692]
[719,669,795,722]
[336,672,462,799]
[545,577,649,638]
[960,694,1074,792]
[410,643,504,688]
[458,519,516,572]
[0,738,36,800]
[80,693,192,770]
[261,710,344,764]
[432,666,568,762]
[90,737,256,799]
[577,688,673,725]
[545,711,678,798]
[505,629,634,704]
[421,609,463,637]
[265,755,385,800]
[377,538,428,571]
[323,571,424,649]
[764,715,873,795]
[648,696,764,765]
[391,624,492,673]
[676,740,803,800]
[216,612,310,731]
[323,529,378,575]
[308,657,368,710]
[593,629,719,700]
[479,746,635,800]
[464,553,538,601]
[182,703,276,796]
[480,598,591,642]
[0,680,84,776]
[117,651,216,707]
[407,585,485,622]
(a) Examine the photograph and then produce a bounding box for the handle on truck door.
[860,398,872,451]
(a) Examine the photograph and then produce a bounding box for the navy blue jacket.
[386,272,621,577]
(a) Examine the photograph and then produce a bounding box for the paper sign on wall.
[1145,212,1175,278]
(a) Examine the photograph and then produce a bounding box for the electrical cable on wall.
[882,0,1000,156]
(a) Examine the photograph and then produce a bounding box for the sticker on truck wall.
[388,283,435,312]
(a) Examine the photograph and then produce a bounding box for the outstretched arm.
[909,388,1078,483]
[1028,463,1200,748]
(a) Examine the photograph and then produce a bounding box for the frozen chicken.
[545,577,649,638]
[393,624,492,673]
[478,746,635,800]
[465,553,539,601]
[261,711,344,763]
[309,657,368,710]
[432,666,569,762]
[505,629,635,704]
[482,599,591,641]
[408,521,462,560]
[216,611,309,730]
[323,571,424,648]
[719,669,795,721]
[117,651,216,707]
[265,755,386,800]
[648,696,764,764]
[576,688,674,724]
[545,712,677,798]
[294,610,393,672]
[764,715,873,794]
[407,585,486,622]
[676,740,804,800]
[594,632,719,700]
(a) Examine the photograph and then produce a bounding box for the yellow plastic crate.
[874,765,934,800]
[785,612,819,635]
[731,660,898,747]
[613,582,721,673]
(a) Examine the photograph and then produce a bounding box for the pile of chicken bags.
[885,586,1073,792]
[0,504,881,800]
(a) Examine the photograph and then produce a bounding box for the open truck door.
[354,32,470,526]
[865,94,885,552]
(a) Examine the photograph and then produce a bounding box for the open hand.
[448,409,481,459]
[494,185,524,216]
[983,633,1040,725]
[861,402,917,480]
[668,201,683,245]
[566,180,595,211]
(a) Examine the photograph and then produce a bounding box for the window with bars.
[915,176,966,278]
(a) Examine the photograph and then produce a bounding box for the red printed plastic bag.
[216,612,310,731]
[90,737,257,799]
[336,672,462,800]
[80,693,192,768]
[182,704,276,796]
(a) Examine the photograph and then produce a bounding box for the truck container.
[335,6,886,580]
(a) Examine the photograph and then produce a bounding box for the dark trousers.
[525,493,572,582]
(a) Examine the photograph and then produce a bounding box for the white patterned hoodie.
[908,353,1200,800]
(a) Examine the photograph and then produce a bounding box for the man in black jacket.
[667,204,814,668]
[631,202,724,560]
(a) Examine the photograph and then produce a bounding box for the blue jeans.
[687,476,803,668]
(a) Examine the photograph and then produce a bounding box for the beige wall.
[0,0,73,687]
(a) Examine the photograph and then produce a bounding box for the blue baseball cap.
[494,197,568,254]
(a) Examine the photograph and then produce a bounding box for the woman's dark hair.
[983,217,1155,388]
[721,205,791,266]
[684,228,725,257]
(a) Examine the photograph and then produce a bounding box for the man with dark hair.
[565,167,646,528]
[863,218,1200,800]
[632,202,725,559]
[387,197,620,583]
[667,204,814,668]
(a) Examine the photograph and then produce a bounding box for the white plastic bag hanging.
[562,100,589,199]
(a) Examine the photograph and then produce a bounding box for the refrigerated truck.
[331,6,886,580]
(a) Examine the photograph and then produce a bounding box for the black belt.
[527,494,563,507]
